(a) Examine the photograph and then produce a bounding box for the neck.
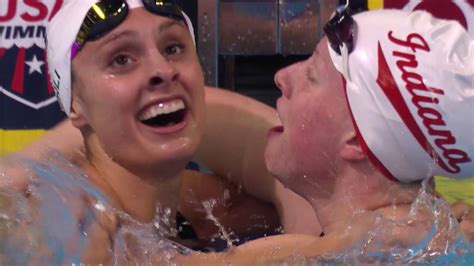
[81,134,181,224]
[299,162,422,234]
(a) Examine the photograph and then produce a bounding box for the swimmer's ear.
[340,133,366,161]
[69,95,87,128]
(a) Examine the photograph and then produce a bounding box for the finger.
[458,209,474,243]
[450,202,470,221]
[0,157,37,193]
[80,217,116,264]
[81,193,119,234]
[77,195,119,264]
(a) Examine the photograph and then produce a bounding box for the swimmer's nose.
[148,57,179,89]
[274,68,291,98]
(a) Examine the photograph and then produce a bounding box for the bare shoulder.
[0,155,32,192]
[19,120,85,163]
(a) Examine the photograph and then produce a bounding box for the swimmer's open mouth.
[273,125,284,132]
[267,125,284,139]
[139,99,186,127]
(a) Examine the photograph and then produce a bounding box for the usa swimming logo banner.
[1,0,66,154]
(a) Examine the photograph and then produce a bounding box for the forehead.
[311,38,330,64]
[71,8,189,74]
[310,38,341,82]
[115,7,187,31]
[76,7,190,53]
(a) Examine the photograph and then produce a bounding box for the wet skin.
[265,38,354,196]
[71,8,206,181]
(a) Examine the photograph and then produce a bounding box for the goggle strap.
[181,11,196,46]
[71,42,80,59]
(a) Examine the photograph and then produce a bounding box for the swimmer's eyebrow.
[99,30,139,47]
[98,21,185,46]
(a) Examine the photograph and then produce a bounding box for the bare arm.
[19,120,85,164]
[173,232,364,265]
[18,87,321,235]
[175,234,329,265]
[196,87,321,235]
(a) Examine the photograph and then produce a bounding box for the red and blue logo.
[0,0,65,129]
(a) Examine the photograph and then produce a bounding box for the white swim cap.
[46,0,196,115]
[327,9,474,182]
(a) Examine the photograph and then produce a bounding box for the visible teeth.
[140,99,185,121]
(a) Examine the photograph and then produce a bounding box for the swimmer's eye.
[306,66,317,84]
[164,43,185,57]
[110,54,131,68]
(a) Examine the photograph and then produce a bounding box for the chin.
[126,142,199,179]
[265,151,298,187]
[132,156,190,180]
[155,144,197,167]
[264,151,285,180]
[264,141,284,169]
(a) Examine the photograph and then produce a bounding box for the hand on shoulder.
[451,201,474,243]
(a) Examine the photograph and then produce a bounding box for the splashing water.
[202,198,237,248]
[0,154,191,265]
[0,154,112,265]
[1,154,473,264]
[112,206,191,264]
[275,180,474,265]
